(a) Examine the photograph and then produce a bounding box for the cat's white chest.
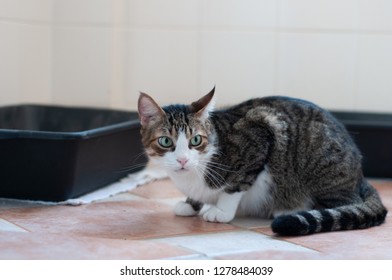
[170,171,221,204]
[238,167,274,217]
[170,165,275,218]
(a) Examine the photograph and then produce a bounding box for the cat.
[137,87,388,236]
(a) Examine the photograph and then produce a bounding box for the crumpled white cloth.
[0,163,168,206]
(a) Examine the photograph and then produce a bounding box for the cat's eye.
[158,136,173,148]
[190,135,202,147]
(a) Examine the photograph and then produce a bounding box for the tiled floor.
[0,179,391,260]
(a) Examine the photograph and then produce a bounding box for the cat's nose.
[177,158,189,167]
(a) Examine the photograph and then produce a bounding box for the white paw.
[202,206,234,223]
[174,201,197,217]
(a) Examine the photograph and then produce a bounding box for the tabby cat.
[137,87,387,235]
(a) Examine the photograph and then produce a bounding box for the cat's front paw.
[174,201,198,217]
[202,206,234,223]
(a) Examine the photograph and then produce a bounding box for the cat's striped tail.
[271,182,388,236]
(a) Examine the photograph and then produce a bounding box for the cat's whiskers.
[133,151,148,162]
[194,165,210,186]
[194,162,216,187]
[199,168,222,189]
[200,163,226,182]
[199,160,237,174]
[118,151,148,172]
[197,162,227,189]
[117,163,147,173]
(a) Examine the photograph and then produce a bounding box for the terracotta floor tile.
[255,213,392,259]
[1,200,236,240]
[0,178,390,260]
[130,179,184,199]
[248,180,392,259]
[371,180,392,209]
[97,192,145,203]
[230,217,272,229]
[0,231,195,260]
[155,198,185,208]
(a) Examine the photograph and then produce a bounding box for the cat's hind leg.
[174,197,203,217]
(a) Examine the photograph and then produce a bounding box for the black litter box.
[0,104,147,202]
[332,111,392,178]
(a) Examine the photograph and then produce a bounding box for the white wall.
[0,0,52,105]
[1,0,392,112]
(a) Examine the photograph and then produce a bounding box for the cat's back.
[214,95,339,128]
[212,95,355,162]
[220,95,323,114]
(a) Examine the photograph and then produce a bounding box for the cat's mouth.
[175,167,189,173]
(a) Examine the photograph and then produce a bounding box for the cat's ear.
[190,86,215,120]
[138,92,165,127]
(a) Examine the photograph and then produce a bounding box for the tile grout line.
[152,229,321,259]
[247,228,323,253]
[0,218,30,233]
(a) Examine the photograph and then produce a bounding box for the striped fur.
[271,180,387,235]
[138,89,388,236]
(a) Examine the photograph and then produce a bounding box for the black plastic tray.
[332,111,392,178]
[0,104,147,201]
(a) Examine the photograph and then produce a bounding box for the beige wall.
[1,0,392,112]
[0,0,52,105]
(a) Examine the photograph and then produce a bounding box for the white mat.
[0,164,168,206]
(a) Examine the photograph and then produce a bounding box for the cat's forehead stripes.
[163,104,193,134]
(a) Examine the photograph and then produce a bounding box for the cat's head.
[138,88,216,176]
